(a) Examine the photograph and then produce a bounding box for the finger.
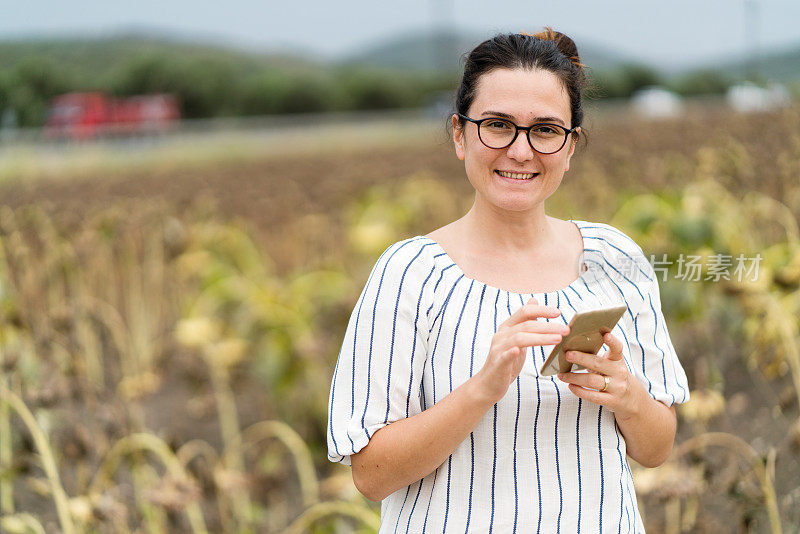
[565,383,612,405]
[602,332,624,361]
[508,319,570,336]
[565,350,615,375]
[500,302,562,329]
[504,331,564,351]
[557,371,608,392]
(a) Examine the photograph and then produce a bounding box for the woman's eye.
[532,125,559,135]
[486,120,512,130]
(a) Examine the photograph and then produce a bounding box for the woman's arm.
[351,374,494,502]
[613,383,677,467]
[557,332,678,468]
[351,299,568,501]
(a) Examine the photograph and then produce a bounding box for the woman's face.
[453,67,580,214]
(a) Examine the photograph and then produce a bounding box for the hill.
[721,42,800,83]
[0,33,460,126]
[339,28,641,74]
[0,33,323,80]
[1,30,796,129]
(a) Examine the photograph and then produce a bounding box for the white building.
[630,87,684,119]
[726,81,792,113]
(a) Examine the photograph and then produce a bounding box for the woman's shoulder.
[573,219,647,258]
[369,235,440,281]
[573,219,656,286]
[361,237,442,319]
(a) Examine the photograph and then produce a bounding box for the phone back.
[540,305,626,376]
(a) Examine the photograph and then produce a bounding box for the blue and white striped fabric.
[327,220,690,533]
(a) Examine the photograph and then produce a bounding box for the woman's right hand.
[475,297,569,404]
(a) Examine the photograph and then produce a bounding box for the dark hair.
[455,28,587,135]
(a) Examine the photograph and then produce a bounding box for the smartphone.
[539,305,627,376]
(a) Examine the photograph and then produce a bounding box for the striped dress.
[327,219,690,533]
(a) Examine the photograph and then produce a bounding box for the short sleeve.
[626,256,690,408]
[326,238,434,466]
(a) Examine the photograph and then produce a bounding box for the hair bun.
[526,26,584,69]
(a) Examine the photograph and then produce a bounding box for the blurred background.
[0,1,799,532]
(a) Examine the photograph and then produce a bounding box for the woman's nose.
[506,131,535,161]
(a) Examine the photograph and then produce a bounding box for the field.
[1,103,799,533]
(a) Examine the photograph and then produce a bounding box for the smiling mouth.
[496,170,540,180]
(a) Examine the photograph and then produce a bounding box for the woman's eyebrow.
[480,110,566,126]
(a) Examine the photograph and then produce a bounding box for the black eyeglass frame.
[457,113,578,154]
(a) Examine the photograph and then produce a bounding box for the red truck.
[44,92,180,140]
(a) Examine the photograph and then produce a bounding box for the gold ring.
[600,374,610,392]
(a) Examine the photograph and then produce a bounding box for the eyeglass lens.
[478,119,567,153]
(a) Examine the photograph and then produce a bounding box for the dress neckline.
[416,219,590,297]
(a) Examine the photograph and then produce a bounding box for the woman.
[327,28,690,533]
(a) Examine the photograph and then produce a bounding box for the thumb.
[603,332,623,361]
[527,296,539,306]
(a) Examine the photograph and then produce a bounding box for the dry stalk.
[0,237,12,515]
[3,230,48,342]
[204,359,255,533]
[73,301,106,391]
[681,495,699,532]
[743,193,800,246]
[176,439,220,470]
[0,382,75,534]
[747,291,800,413]
[89,432,208,534]
[767,293,800,413]
[740,192,800,411]
[121,228,170,376]
[278,500,380,534]
[664,497,680,534]
[0,370,11,514]
[670,432,782,534]
[224,420,320,509]
[57,241,106,392]
[0,512,47,534]
[81,296,133,379]
[133,462,168,533]
[177,439,233,534]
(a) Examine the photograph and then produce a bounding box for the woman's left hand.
[557,332,645,421]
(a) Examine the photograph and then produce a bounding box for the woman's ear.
[452,114,465,161]
[564,126,580,172]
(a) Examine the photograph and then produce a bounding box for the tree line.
[0,53,736,128]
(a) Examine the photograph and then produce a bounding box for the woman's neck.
[459,196,556,257]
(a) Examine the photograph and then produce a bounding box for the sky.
[1,0,799,70]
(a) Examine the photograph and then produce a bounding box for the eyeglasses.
[457,113,577,154]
